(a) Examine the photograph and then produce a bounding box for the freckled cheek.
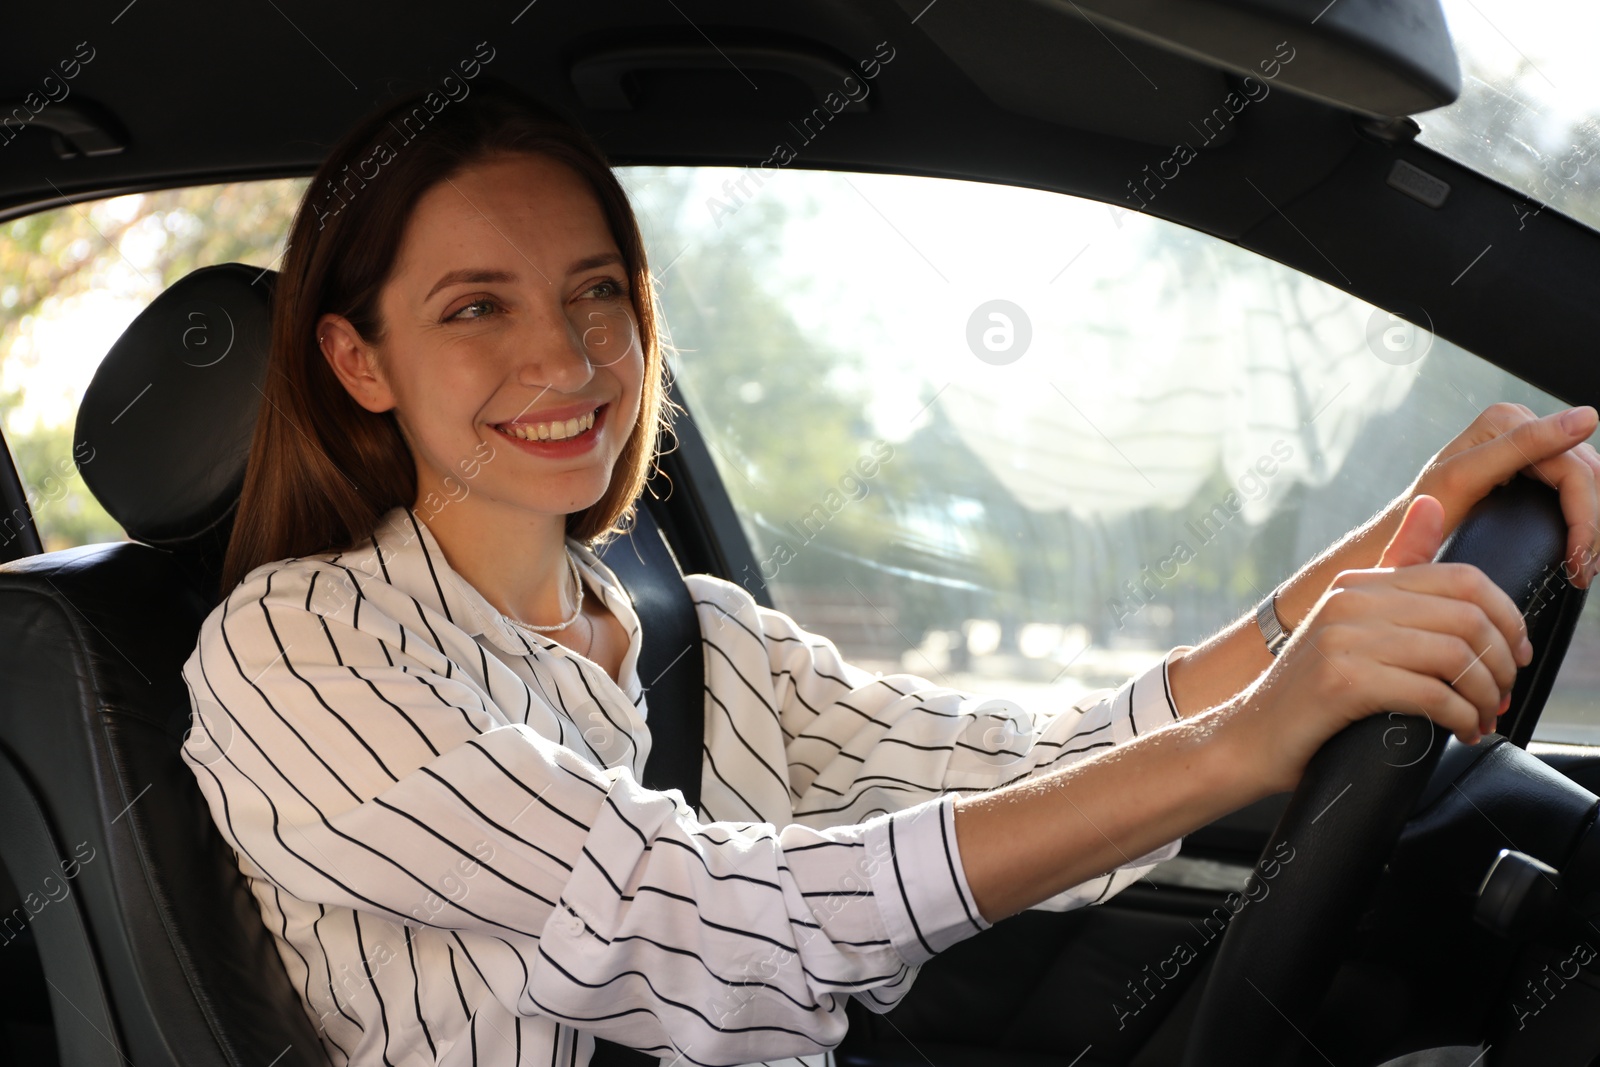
[432,343,499,390]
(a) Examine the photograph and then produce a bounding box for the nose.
[515,298,596,393]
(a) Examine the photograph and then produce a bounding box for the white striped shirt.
[180,505,1183,1067]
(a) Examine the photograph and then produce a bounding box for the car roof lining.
[0,0,1351,229]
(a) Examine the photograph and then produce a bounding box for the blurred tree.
[0,178,307,550]
[625,167,902,599]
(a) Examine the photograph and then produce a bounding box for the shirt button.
[566,913,584,936]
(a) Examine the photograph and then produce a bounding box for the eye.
[581,277,628,301]
[446,297,498,322]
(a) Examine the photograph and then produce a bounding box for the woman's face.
[321,152,644,525]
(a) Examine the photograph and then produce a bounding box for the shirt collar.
[369,506,644,691]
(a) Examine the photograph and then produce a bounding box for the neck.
[414,490,576,628]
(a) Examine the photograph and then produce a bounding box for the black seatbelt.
[595,506,705,811]
[590,508,706,1066]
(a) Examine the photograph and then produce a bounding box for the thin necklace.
[511,611,593,659]
[505,548,584,632]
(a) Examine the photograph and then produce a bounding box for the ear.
[318,313,396,414]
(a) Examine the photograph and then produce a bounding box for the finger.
[1577,441,1600,493]
[1330,569,1526,680]
[1444,401,1545,460]
[1500,406,1597,466]
[1459,409,1599,569]
[1432,402,1526,465]
[1375,627,1508,730]
[1366,663,1489,745]
[1570,441,1600,581]
[1514,444,1600,587]
[1348,560,1530,662]
[1361,592,1521,694]
[1447,405,1593,486]
[1377,494,1445,569]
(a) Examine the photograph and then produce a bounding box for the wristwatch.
[1255,585,1293,656]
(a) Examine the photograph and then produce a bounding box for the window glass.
[620,166,1600,744]
[1418,0,1600,235]
[0,178,306,551]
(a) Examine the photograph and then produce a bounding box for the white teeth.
[498,408,597,442]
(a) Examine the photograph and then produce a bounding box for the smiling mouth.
[493,405,604,442]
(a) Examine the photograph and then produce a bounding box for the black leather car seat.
[0,262,705,1067]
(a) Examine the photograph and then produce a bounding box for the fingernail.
[1561,406,1597,434]
[1521,636,1534,662]
[1498,692,1512,715]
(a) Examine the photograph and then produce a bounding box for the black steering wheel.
[1182,477,1589,1065]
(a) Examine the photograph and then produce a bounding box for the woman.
[181,80,1600,1067]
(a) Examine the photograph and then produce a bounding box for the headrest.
[73,263,274,560]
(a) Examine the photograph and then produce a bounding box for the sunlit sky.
[3,193,182,436]
[1418,0,1600,198]
[4,0,1596,441]
[1434,0,1600,104]
[623,165,1144,440]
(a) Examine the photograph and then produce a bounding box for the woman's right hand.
[1224,493,1535,797]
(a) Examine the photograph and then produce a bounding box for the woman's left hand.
[1400,402,1600,587]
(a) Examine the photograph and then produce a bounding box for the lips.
[488,403,613,460]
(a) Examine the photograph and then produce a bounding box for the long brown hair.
[220,80,673,596]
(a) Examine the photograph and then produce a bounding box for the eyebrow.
[424,269,515,302]
[569,252,625,273]
[424,253,627,302]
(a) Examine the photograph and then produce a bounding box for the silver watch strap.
[1256,587,1292,656]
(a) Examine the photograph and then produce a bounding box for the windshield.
[1418,0,1600,232]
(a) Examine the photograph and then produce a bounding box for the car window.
[620,165,1600,746]
[0,178,306,552]
[1419,0,1600,235]
[8,169,1595,744]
